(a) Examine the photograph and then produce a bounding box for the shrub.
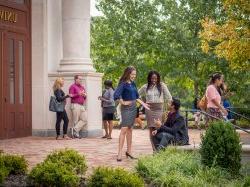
[88,166,144,187]
[136,148,200,184]
[44,149,87,175]
[200,121,242,175]
[243,176,250,187]
[0,153,28,184]
[29,161,79,187]
[0,167,9,184]
[136,147,241,186]
[28,149,86,186]
[1,154,28,175]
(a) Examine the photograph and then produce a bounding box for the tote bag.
[49,96,64,112]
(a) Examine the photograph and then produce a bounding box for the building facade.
[0,0,103,139]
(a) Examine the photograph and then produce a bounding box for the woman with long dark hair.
[205,73,228,122]
[139,70,172,151]
[98,80,115,139]
[114,66,149,161]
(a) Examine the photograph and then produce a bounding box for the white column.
[54,0,103,137]
[59,0,95,72]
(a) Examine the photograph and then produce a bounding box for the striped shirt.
[138,82,172,104]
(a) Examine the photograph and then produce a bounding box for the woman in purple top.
[114,66,149,162]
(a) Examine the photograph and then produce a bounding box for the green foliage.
[44,149,87,175]
[29,161,79,187]
[28,149,86,187]
[136,147,244,186]
[91,0,249,106]
[200,121,242,175]
[243,176,250,187]
[87,166,144,187]
[1,154,28,175]
[0,153,28,184]
[0,166,9,184]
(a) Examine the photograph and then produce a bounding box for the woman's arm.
[100,90,114,103]
[162,83,172,103]
[211,99,228,115]
[54,90,68,102]
[136,99,150,110]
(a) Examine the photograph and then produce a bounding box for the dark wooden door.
[2,32,31,139]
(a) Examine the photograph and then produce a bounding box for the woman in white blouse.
[139,71,172,151]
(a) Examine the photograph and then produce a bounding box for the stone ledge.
[32,129,102,138]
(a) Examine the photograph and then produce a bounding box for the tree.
[91,0,249,106]
[200,0,250,70]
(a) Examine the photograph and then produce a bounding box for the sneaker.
[73,128,79,138]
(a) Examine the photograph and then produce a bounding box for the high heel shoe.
[125,152,137,159]
[117,158,122,162]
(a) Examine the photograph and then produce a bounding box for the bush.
[28,149,87,187]
[29,161,79,187]
[0,167,9,184]
[136,147,241,186]
[0,153,28,184]
[1,154,28,175]
[200,121,241,175]
[44,149,87,175]
[243,176,250,187]
[136,148,200,184]
[88,166,144,187]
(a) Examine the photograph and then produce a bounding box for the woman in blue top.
[114,66,149,161]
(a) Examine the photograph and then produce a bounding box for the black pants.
[153,132,175,150]
[56,110,69,135]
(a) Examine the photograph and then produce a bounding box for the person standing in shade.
[205,73,228,122]
[138,71,172,151]
[98,80,115,139]
[53,77,72,140]
[114,66,150,162]
[69,75,87,139]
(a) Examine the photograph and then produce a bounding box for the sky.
[90,0,103,17]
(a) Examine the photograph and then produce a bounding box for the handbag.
[198,95,208,111]
[49,96,65,112]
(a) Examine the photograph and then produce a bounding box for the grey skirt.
[145,103,163,128]
[120,101,137,128]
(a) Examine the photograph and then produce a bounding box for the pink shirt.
[206,85,221,108]
[69,83,86,105]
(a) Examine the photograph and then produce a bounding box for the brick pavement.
[0,129,249,173]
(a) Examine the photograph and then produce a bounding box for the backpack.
[198,95,207,110]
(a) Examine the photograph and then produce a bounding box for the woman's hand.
[221,108,228,116]
[152,130,157,136]
[154,118,162,128]
[141,102,150,111]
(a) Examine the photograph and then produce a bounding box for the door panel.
[2,32,31,139]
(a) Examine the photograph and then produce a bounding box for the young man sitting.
[152,98,189,151]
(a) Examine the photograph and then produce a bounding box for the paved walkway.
[0,129,249,173]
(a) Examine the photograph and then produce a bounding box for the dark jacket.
[54,89,69,103]
[157,112,189,145]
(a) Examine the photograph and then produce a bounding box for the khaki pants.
[71,103,87,133]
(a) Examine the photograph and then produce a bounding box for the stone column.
[59,0,94,72]
[54,0,103,137]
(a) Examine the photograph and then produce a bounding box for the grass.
[136,147,248,187]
